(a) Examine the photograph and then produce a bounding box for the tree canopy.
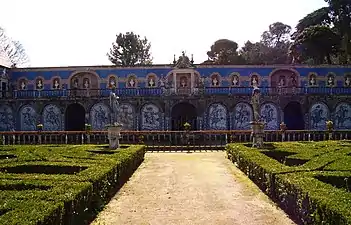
[202,0,350,66]
[292,0,351,64]
[0,27,30,67]
[107,32,153,66]
[204,22,292,65]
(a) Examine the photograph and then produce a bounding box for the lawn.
[226,141,351,225]
[0,144,145,225]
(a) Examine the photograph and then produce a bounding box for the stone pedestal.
[250,121,265,148]
[107,123,123,150]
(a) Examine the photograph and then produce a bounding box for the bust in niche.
[278,76,285,87]
[251,75,258,87]
[53,79,60,89]
[109,77,116,89]
[129,77,136,87]
[148,77,155,87]
[309,75,317,86]
[327,75,335,86]
[232,75,239,86]
[345,76,351,87]
[212,76,219,86]
[20,80,26,90]
[180,77,187,87]
[73,79,79,89]
[83,78,90,89]
[291,75,297,87]
[36,79,43,89]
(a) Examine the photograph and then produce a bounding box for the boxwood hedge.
[0,144,145,225]
[226,141,351,225]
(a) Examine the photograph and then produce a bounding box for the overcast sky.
[0,0,328,67]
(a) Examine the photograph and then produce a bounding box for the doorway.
[284,102,305,130]
[65,103,86,131]
[171,102,197,130]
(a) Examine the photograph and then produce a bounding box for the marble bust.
[148,78,155,87]
[129,78,135,87]
[37,80,43,89]
[251,76,258,88]
[84,79,89,88]
[309,75,316,86]
[20,81,26,90]
[212,77,219,86]
[53,79,60,89]
[232,76,239,86]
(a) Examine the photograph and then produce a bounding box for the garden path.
[91,152,295,225]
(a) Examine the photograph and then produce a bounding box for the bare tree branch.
[0,27,30,67]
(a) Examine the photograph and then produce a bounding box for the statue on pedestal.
[108,91,123,149]
[109,91,119,125]
[251,87,261,122]
[250,87,264,148]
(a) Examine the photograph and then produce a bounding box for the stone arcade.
[0,53,350,132]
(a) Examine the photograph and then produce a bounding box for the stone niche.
[167,69,200,95]
[270,69,299,88]
[69,72,100,97]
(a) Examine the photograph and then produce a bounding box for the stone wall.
[0,95,350,131]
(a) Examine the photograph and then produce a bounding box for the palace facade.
[0,55,351,132]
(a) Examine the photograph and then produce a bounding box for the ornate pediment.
[172,51,195,69]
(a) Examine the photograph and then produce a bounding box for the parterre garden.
[227,141,351,225]
[0,144,145,225]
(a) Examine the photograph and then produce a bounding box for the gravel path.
[92,152,295,225]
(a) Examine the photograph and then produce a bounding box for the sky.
[0,0,328,67]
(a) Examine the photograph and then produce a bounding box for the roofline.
[11,63,351,72]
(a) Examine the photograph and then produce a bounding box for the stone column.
[173,73,177,93]
[190,72,194,92]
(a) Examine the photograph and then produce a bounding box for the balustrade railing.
[1,86,350,99]
[0,130,349,146]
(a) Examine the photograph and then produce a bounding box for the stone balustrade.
[0,130,349,146]
[1,86,350,100]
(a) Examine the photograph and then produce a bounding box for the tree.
[107,32,153,66]
[292,25,341,64]
[292,0,351,64]
[206,39,244,65]
[239,41,267,65]
[261,22,292,47]
[0,27,30,67]
[239,22,292,65]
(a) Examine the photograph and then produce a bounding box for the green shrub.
[226,141,351,225]
[0,144,145,225]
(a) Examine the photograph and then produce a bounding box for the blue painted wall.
[9,65,351,90]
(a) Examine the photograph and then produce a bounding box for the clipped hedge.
[226,141,351,225]
[0,144,145,225]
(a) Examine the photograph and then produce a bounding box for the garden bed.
[226,141,351,225]
[0,144,145,225]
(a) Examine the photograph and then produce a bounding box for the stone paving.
[92,152,295,225]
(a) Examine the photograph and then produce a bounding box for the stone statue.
[109,92,119,124]
[251,87,261,122]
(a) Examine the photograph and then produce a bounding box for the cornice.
[10,64,351,72]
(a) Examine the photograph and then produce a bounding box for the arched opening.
[65,103,86,131]
[270,69,299,91]
[171,102,197,130]
[284,102,305,130]
[68,72,100,97]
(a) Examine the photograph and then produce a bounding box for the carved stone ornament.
[173,51,194,68]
